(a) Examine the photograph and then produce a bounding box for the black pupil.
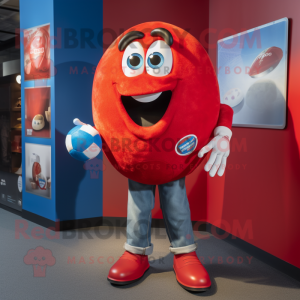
[129,55,140,67]
[149,54,161,66]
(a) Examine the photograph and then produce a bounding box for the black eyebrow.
[118,31,145,51]
[151,28,173,46]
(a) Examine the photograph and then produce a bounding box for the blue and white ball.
[65,124,102,161]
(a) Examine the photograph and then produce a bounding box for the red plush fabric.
[92,22,232,185]
[217,104,234,129]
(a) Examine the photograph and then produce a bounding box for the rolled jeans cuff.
[124,242,154,255]
[169,243,197,254]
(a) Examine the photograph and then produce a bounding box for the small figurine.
[32,114,45,131]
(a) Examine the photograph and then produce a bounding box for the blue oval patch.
[175,135,198,156]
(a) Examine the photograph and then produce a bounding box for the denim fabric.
[125,177,195,254]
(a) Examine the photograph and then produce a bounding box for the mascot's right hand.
[65,118,102,162]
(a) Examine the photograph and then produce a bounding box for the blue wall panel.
[54,0,103,221]
[20,0,103,222]
[20,0,56,221]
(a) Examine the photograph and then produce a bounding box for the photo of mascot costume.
[66,21,233,292]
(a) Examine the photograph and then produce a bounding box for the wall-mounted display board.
[217,18,289,129]
[25,87,51,138]
[25,143,51,199]
[23,24,51,81]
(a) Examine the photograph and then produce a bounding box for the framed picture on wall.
[25,87,51,138]
[217,17,289,129]
[25,143,51,199]
[23,23,51,81]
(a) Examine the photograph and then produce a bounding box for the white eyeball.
[145,40,173,77]
[122,41,145,77]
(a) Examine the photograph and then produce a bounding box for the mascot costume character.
[66,22,233,292]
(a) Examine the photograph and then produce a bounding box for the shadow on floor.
[108,238,300,296]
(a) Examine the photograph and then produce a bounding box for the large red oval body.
[92,22,220,185]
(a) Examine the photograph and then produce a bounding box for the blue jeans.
[124,177,197,255]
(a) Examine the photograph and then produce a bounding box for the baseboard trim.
[59,217,103,231]
[0,203,22,217]
[22,209,56,229]
[0,204,104,232]
[206,224,300,283]
[22,210,103,231]
[1,206,299,281]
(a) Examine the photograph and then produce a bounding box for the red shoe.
[173,251,211,292]
[107,251,150,285]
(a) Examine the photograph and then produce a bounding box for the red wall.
[208,0,300,269]
[102,0,209,220]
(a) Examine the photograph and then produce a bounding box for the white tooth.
[132,92,162,103]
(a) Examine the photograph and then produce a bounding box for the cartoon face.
[32,114,45,131]
[92,22,221,185]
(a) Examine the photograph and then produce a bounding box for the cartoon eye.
[42,257,46,260]
[127,53,143,70]
[34,257,37,260]
[147,52,164,69]
[34,121,36,125]
[146,40,173,77]
[122,41,144,77]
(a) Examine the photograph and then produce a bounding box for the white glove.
[198,126,232,177]
[73,118,85,126]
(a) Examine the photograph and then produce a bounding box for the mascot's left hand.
[198,126,232,177]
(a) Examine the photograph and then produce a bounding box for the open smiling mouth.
[121,91,172,127]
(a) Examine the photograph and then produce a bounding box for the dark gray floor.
[1,208,300,300]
